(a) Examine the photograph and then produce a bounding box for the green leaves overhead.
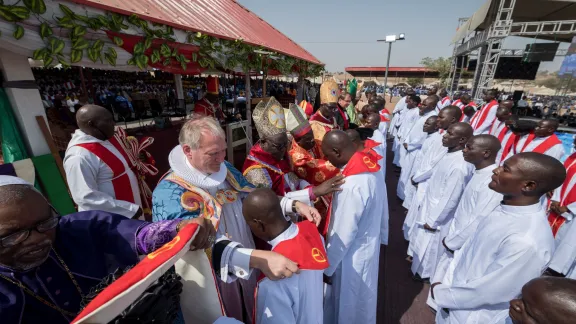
[0,5,30,22]
[49,37,64,54]
[13,24,24,39]
[23,0,46,14]
[113,36,124,47]
[39,22,52,39]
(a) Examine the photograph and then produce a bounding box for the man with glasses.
[0,175,306,323]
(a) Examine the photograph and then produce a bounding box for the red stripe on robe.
[548,153,576,237]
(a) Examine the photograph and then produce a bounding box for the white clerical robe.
[411,151,474,279]
[434,203,555,324]
[255,223,324,324]
[398,110,438,200]
[403,132,435,209]
[495,130,515,165]
[389,96,407,137]
[403,132,447,242]
[471,101,498,135]
[548,164,576,279]
[64,129,141,218]
[370,129,390,245]
[324,170,384,324]
[511,135,565,162]
[394,108,421,167]
[437,96,452,112]
[427,165,502,310]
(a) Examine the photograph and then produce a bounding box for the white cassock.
[324,170,384,324]
[427,164,502,310]
[377,122,388,176]
[470,100,499,135]
[64,129,141,217]
[394,108,421,167]
[389,96,407,137]
[437,96,452,112]
[433,203,555,324]
[403,132,435,210]
[392,104,413,163]
[404,132,447,245]
[255,224,324,324]
[509,135,565,162]
[548,158,576,279]
[410,150,474,279]
[370,129,390,245]
[398,110,438,200]
[489,120,513,165]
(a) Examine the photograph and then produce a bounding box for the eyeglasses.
[0,207,60,248]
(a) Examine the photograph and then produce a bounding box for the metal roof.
[70,0,322,65]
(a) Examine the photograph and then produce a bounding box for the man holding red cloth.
[194,76,224,121]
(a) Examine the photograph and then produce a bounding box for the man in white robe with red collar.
[508,119,564,162]
[436,88,451,113]
[64,105,142,218]
[410,123,475,281]
[453,94,475,122]
[321,130,385,324]
[394,95,428,167]
[488,101,514,163]
[547,145,576,279]
[243,189,328,324]
[470,90,499,135]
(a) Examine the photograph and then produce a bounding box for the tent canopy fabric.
[72,0,321,65]
[452,0,576,44]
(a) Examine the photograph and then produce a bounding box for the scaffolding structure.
[448,0,576,101]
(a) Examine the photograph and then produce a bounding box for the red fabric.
[206,76,219,94]
[321,151,381,236]
[379,112,390,122]
[471,100,498,130]
[72,223,200,323]
[289,139,339,187]
[300,100,314,117]
[497,126,510,142]
[500,133,518,162]
[243,144,292,196]
[337,106,349,130]
[363,139,383,161]
[194,98,223,120]
[75,143,136,204]
[548,153,576,237]
[253,221,328,324]
[106,31,207,75]
[309,111,334,125]
[514,133,562,155]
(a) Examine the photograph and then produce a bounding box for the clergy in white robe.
[436,89,451,112]
[547,151,576,279]
[242,189,327,324]
[488,102,514,164]
[321,131,385,324]
[403,116,439,208]
[427,135,503,310]
[432,152,566,324]
[389,93,410,137]
[64,106,142,218]
[393,97,421,167]
[470,90,499,135]
[398,103,436,200]
[411,123,475,279]
[509,119,565,162]
[404,106,463,244]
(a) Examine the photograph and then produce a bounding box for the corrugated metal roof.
[71,0,322,65]
[346,67,437,72]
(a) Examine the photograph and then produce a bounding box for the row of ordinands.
[390,87,576,323]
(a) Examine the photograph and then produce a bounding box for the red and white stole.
[499,131,518,163]
[75,138,137,203]
[513,133,562,155]
[548,153,576,237]
[321,151,382,236]
[470,100,498,130]
[253,221,329,324]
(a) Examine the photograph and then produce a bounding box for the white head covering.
[0,175,33,187]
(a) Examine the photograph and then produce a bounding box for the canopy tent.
[452,0,576,44]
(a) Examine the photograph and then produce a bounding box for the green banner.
[0,88,29,163]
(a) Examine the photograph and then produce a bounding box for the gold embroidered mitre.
[252,97,286,138]
[320,80,339,104]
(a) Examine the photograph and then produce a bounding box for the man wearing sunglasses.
[0,175,305,324]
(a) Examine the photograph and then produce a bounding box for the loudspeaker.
[495,57,540,80]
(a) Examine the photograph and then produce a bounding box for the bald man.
[411,123,475,281]
[507,277,576,324]
[394,95,427,167]
[321,130,385,324]
[427,135,503,310]
[64,105,142,218]
[470,89,500,135]
[490,102,515,164]
[455,94,476,122]
[511,119,564,162]
[242,188,327,324]
[389,89,416,138]
[432,153,565,324]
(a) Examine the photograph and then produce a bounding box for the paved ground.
[376,100,436,323]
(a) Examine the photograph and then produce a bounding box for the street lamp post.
[377,33,405,97]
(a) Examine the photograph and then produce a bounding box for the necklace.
[0,249,83,317]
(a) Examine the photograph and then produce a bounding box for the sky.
[237,0,568,73]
